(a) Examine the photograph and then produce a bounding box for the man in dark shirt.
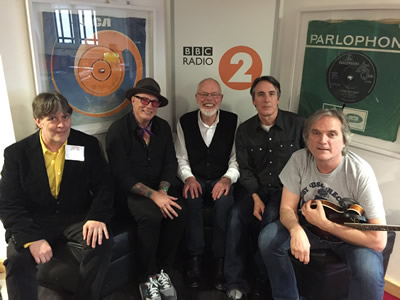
[225,76,305,300]
[106,78,185,300]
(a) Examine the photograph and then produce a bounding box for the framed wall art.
[290,5,400,158]
[26,0,155,133]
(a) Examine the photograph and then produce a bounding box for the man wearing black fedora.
[106,78,185,300]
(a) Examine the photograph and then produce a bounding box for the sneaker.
[156,270,177,299]
[139,276,161,300]
[227,289,245,299]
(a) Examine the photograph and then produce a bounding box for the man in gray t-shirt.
[259,109,387,300]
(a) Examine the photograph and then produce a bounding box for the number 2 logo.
[219,46,262,90]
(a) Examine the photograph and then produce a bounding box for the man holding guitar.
[259,109,387,300]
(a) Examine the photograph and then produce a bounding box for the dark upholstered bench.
[291,231,396,300]
[36,218,137,298]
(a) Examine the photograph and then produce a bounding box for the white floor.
[0,272,7,300]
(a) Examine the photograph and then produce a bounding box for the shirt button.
[259,147,262,151]
[57,201,60,205]
[269,161,272,164]
[269,172,272,175]
[269,138,272,141]
[269,149,272,153]
[280,144,283,147]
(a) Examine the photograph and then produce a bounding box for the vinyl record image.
[50,30,143,117]
[43,12,147,127]
[326,51,377,104]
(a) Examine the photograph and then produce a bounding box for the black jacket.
[0,129,114,249]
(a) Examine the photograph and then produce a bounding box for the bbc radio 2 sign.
[182,45,262,90]
[183,46,213,65]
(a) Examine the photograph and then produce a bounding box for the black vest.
[180,110,237,180]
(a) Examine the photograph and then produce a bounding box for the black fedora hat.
[125,78,168,107]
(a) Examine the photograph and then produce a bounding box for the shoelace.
[146,277,160,298]
[157,270,172,289]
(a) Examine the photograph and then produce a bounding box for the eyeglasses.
[134,95,161,107]
[197,92,222,99]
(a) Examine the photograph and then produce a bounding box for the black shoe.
[214,257,225,291]
[250,279,273,300]
[186,256,201,288]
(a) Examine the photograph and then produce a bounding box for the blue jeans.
[258,220,385,300]
[224,188,281,293]
[185,177,234,258]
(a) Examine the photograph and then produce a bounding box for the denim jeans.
[185,177,235,258]
[224,188,281,293]
[258,220,385,300]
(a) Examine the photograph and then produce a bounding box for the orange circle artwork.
[219,46,262,90]
[51,30,143,117]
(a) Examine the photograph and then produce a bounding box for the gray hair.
[303,109,351,155]
[197,78,222,92]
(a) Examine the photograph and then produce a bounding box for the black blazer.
[0,129,114,249]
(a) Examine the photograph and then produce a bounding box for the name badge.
[65,145,85,161]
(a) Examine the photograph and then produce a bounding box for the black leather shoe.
[214,257,225,291]
[186,256,201,288]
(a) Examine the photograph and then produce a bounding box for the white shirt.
[175,110,240,183]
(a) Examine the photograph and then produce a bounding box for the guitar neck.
[343,223,400,231]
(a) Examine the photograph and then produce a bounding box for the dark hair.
[303,109,351,155]
[250,76,281,99]
[32,92,72,120]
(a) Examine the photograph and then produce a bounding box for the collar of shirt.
[39,130,66,198]
[132,111,153,137]
[39,130,67,155]
[255,109,284,131]
[197,109,220,147]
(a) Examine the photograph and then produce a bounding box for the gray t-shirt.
[279,149,385,220]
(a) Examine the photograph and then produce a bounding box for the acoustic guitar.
[301,200,400,242]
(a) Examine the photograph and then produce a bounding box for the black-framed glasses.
[196,92,222,99]
[134,95,161,107]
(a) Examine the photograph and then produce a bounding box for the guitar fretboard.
[343,223,400,231]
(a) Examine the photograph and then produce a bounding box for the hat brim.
[126,87,168,107]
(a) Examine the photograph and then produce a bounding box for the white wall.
[173,0,278,126]
[0,0,37,140]
[0,55,16,260]
[275,0,400,285]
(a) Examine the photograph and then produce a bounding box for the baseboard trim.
[385,278,400,298]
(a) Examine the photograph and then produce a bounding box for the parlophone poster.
[42,11,147,130]
[299,20,400,142]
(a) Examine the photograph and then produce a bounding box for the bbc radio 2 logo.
[183,46,213,65]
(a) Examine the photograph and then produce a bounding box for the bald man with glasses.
[175,78,239,290]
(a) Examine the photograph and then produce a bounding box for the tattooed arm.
[158,181,171,194]
[130,182,181,219]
